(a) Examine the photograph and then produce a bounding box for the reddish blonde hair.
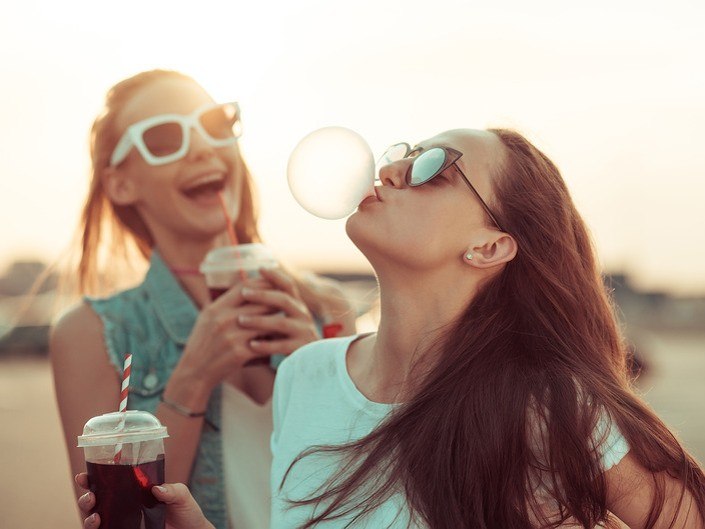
[77,70,260,295]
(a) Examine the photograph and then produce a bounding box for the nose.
[378,160,408,188]
[186,128,217,162]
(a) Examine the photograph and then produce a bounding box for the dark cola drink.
[87,456,165,529]
[208,287,228,300]
[78,412,168,529]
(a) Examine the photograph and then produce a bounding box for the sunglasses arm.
[456,167,505,232]
[110,131,134,167]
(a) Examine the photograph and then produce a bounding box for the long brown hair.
[281,129,705,528]
[76,69,260,296]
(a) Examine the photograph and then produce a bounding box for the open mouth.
[181,174,226,200]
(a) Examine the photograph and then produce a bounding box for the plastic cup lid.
[77,410,168,448]
[199,243,277,274]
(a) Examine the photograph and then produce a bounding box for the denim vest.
[86,251,228,529]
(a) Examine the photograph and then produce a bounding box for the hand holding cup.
[237,267,320,357]
[76,474,214,529]
[77,411,168,529]
[176,278,277,390]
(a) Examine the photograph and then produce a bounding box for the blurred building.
[608,273,705,331]
[0,260,59,356]
[0,260,703,357]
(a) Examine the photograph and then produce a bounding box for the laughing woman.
[80,128,705,529]
[52,70,356,529]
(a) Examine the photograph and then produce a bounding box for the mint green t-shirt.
[270,335,630,529]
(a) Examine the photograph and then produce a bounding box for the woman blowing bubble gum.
[51,70,357,529]
[78,128,705,528]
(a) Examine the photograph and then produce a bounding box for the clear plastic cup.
[200,243,277,300]
[77,411,169,529]
[200,243,285,368]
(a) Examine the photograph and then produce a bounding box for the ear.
[463,231,518,269]
[102,166,138,206]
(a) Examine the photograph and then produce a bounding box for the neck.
[153,231,230,308]
[364,263,480,402]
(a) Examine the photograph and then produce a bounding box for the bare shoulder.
[51,301,103,336]
[50,301,120,419]
[49,301,111,371]
[50,302,121,489]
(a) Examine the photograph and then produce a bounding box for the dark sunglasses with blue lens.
[377,142,505,232]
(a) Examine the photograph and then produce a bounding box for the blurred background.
[1,0,704,526]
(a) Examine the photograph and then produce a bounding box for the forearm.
[533,502,631,529]
[652,491,704,529]
[322,295,358,336]
[606,454,705,529]
[158,372,214,484]
[296,273,358,335]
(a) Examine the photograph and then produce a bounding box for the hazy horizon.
[2,0,704,295]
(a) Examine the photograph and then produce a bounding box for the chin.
[345,214,388,267]
[345,212,366,248]
[180,217,229,242]
[348,216,440,274]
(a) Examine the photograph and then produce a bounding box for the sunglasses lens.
[410,148,445,185]
[200,103,241,140]
[142,122,184,157]
[377,143,408,167]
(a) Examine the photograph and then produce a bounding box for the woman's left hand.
[238,267,321,356]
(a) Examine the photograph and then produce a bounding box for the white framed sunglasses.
[109,101,242,167]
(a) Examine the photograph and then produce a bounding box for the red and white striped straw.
[217,191,248,282]
[113,353,132,464]
[217,192,239,246]
[118,353,132,412]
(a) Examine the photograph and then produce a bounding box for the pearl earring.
[465,252,473,261]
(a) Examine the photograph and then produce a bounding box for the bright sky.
[1,0,704,294]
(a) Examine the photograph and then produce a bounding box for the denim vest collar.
[145,250,199,346]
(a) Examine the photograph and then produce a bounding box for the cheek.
[132,165,181,202]
[400,200,473,256]
[218,149,245,192]
[404,213,452,252]
[218,146,240,172]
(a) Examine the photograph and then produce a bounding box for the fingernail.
[88,513,98,525]
[155,485,167,493]
[250,340,262,347]
[80,492,90,503]
[238,315,251,324]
